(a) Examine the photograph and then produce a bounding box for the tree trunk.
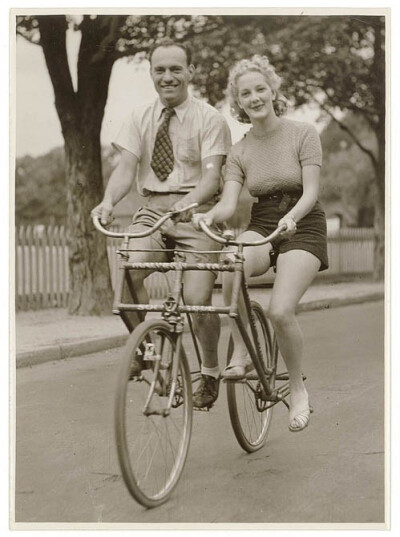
[38,15,121,314]
[64,131,114,315]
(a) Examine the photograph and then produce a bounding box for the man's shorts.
[126,193,223,268]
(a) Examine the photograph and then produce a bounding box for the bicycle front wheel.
[115,320,192,508]
[226,301,278,453]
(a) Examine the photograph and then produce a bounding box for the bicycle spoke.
[242,383,259,443]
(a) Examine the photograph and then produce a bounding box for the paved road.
[14,302,385,525]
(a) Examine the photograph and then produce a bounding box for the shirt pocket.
[176,135,201,162]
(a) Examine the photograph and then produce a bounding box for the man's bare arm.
[91,149,138,224]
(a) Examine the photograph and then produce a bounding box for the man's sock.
[201,366,220,379]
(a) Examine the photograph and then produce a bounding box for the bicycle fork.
[141,333,184,418]
[142,263,186,418]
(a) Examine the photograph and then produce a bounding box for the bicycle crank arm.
[275,372,307,382]
[275,372,289,381]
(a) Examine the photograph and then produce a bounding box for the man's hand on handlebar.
[91,200,114,226]
[170,200,196,223]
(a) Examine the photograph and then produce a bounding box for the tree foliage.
[15,149,67,226]
[190,16,384,163]
[15,146,125,226]
[319,114,376,227]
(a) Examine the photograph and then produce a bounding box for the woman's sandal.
[288,403,314,433]
[222,357,254,379]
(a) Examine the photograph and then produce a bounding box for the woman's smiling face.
[236,70,275,123]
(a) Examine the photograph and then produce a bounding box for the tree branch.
[307,91,378,170]
[90,15,127,64]
[37,16,77,131]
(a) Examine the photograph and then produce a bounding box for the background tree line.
[16,13,386,314]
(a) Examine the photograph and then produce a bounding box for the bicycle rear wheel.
[226,301,278,453]
[115,319,192,508]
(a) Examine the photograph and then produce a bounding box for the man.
[91,38,232,409]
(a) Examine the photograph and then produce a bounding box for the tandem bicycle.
[93,203,302,508]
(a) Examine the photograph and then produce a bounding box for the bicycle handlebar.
[93,200,287,247]
[92,202,199,239]
[199,220,287,247]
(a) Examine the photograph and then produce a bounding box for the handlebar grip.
[222,229,236,241]
[199,220,288,247]
[170,202,199,215]
[92,202,200,238]
[92,216,123,237]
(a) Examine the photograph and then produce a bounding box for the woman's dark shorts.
[248,191,329,272]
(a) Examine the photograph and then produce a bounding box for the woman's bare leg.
[222,231,272,366]
[268,249,320,427]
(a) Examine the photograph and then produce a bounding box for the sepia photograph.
[10,6,389,529]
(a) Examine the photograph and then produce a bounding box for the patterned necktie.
[151,107,175,182]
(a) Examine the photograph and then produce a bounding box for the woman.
[193,55,328,432]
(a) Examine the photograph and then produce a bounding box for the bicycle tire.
[115,319,192,508]
[226,301,278,453]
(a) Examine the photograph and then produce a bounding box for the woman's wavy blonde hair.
[228,55,287,123]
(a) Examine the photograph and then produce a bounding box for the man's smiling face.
[150,45,195,108]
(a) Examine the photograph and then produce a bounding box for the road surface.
[14,301,385,525]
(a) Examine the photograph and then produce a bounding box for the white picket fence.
[15,224,375,311]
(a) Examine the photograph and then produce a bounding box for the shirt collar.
[155,95,191,123]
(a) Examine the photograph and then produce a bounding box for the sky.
[15,21,321,158]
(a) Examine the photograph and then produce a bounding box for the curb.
[296,291,384,313]
[16,291,383,369]
[16,335,129,369]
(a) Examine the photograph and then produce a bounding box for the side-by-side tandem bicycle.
[93,204,300,508]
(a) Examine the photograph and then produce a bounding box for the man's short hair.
[148,37,193,66]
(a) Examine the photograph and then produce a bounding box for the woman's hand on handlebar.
[278,213,297,238]
[91,200,114,226]
[192,212,214,231]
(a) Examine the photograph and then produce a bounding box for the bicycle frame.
[113,245,289,407]
[93,208,289,409]
[93,207,294,506]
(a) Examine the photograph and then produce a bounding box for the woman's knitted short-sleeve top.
[224,118,322,197]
